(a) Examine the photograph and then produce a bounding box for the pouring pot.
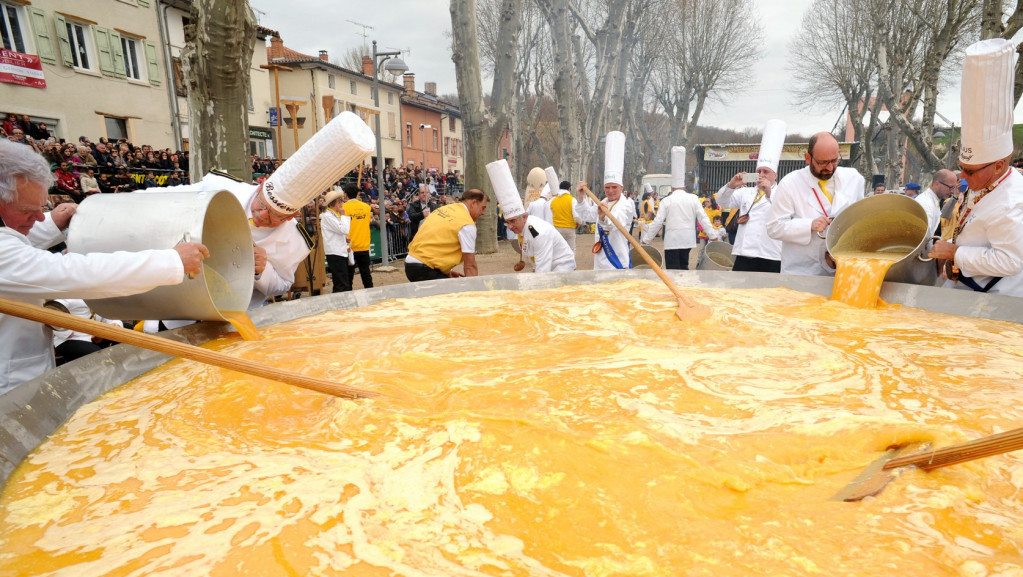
[825,194,936,286]
[697,241,735,271]
[66,190,255,321]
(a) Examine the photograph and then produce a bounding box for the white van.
[640,174,673,197]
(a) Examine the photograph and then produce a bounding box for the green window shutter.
[94,27,115,76]
[137,0,151,6]
[110,31,126,78]
[28,8,56,64]
[53,13,74,67]
[144,40,160,86]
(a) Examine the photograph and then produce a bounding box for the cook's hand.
[757,175,771,192]
[175,242,210,276]
[929,239,958,261]
[253,245,268,276]
[448,270,464,278]
[811,216,831,233]
[727,173,744,189]
[50,202,77,229]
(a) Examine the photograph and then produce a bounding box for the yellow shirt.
[550,194,576,229]
[343,199,372,252]
[407,203,475,273]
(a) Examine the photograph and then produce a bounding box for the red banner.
[0,49,45,89]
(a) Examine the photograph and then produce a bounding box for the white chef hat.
[544,166,559,194]
[486,159,525,219]
[671,146,686,188]
[756,119,787,173]
[539,183,551,200]
[526,167,547,191]
[604,131,625,186]
[960,38,1016,165]
[261,111,375,216]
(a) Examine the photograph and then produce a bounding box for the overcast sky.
[250,0,982,137]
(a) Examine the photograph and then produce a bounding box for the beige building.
[0,0,174,146]
[268,37,404,167]
[440,100,464,176]
[160,0,275,157]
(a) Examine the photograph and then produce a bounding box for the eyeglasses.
[809,153,841,168]
[960,161,998,176]
[937,180,958,190]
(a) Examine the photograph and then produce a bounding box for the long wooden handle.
[0,296,376,400]
[580,186,689,302]
[883,427,1023,472]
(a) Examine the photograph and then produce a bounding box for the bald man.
[766,132,865,275]
[918,169,958,236]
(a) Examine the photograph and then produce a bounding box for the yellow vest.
[343,199,372,251]
[550,193,576,228]
[407,203,475,273]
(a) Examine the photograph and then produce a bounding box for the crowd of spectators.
[3,113,191,203]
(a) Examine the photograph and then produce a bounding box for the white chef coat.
[716,184,782,261]
[915,187,942,237]
[767,166,865,276]
[593,195,637,270]
[526,196,553,224]
[0,216,184,394]
[640,189,719,249]
[320,208,351,257]
[943,168,1023,297]
[521,215,576,272]
[51,299,123,347]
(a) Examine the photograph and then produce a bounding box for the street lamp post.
[372,40,408,265]
[420,124,432,170]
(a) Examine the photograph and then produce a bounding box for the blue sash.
[598,226,631,269]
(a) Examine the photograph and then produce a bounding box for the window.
[120,36,143,80]
[105,116,128,141]
[64,18,92,70]
[444,137,450,155]
[388,111,395,138]
[406,123,412,146]
[433,129,438,151]
[449,116,456,131]
[387,92,393,105]
[350,80,356,95]
[328,74,335,89]
[0,2,28,53]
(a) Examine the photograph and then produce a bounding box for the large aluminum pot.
[825,194,936,286]
[66,190,254,321]
[3,270,1021,484]
[697,241,735,271]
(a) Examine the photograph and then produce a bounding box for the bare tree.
[871,0,979,179]
[181,0,256,181]
[790,0,881,176]
[450,0,523,253]
[649,0,759,154]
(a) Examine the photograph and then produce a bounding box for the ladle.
[579,185,711,322]
[0,296,376,400]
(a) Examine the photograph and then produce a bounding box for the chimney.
[318,50,328,62]
[403,73,415,95]
[424,82,437,96]
[361,55,373,76]
[269,36,284,60]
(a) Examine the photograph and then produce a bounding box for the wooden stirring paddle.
[832,427,1023,501]
[579,185,711,322]
[0,296,376,400]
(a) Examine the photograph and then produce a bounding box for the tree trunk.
[180,0,255,182]
[450,0,522,254]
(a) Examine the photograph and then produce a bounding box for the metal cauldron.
[825,194,936,286]
[697,241,735,271]
[3,271,1022,484]
[66,190,254,321]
